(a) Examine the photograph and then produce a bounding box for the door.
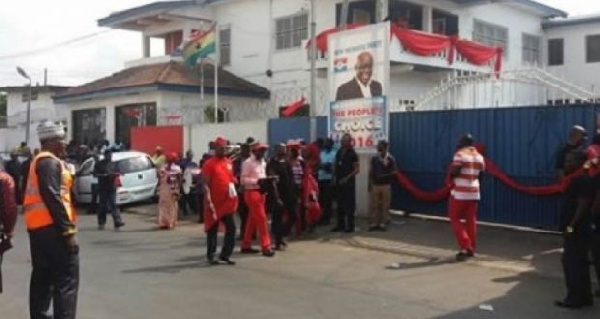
[75,158,95,203]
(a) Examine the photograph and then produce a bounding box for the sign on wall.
[328,22,390,151]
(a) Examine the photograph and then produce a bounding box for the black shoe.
[378,226,387,232]
[368,226,378,232]
[114,221,125,229]
[344,228,355,233]
[596,289,600,298]
[455,251,473,262]
[207,257,219,265]
[262,250,276,257]
[554,300,593,309]
[241,248,260,254]
[330,227,343,232]
[219,256,236,265]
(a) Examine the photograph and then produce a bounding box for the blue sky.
[0,0,598,87]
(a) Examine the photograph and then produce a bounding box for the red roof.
[55,61,269,99]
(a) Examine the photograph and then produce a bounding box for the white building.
[543,14,600,97]
[0,85,70,152]
[51,0,600,145]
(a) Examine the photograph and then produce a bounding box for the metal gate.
[389,104,600,229]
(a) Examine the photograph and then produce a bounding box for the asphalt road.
[1,207,599,319]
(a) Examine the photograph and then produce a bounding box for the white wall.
[545,23,600,95]
[62,91,161,143]
[185,120,268,157]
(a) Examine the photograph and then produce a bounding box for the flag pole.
[200,59,205,115]
[214,22,219,124]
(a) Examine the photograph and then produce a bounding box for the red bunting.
[390,25,453,64]
[394,152,584,202]
[454,38,503,77]
[282,97,306,117]
[306,24,365,54]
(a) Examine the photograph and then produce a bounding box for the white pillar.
[422,6,432,32]
[377,0,389,22]
[105,106,116,143]
[143,35,151,58]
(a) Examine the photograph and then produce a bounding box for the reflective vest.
[23,152,77,231]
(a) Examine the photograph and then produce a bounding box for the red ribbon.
[390,25,453,64]
[394,154,584,202]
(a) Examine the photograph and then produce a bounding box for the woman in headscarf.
[157,152,182,229]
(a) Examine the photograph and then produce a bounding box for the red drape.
[390,25,453,64]
[282,97,306,117]
[394,149,584,202]
[454,38,503,76]
[306,24,364,54]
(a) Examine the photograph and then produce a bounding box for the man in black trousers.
[332,133,360,233]
[555,142,594,309]
[267,144,297,250]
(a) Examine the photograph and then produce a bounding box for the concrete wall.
[545,23,600,95]
[185,120,268,157]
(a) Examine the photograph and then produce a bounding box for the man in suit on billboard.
[335,51,383,101]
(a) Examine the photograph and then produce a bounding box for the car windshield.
[115,156,154,174]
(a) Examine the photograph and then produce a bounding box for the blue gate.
[389,104,600,230]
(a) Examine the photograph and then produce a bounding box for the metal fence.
[266,104,600,229]
[389,104,600,230]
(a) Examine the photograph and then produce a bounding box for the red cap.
[214,137,228,147]
[286,139,302,150]
[167,152,179,162]
[252,143,269,151]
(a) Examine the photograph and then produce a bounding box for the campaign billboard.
[328,23,390,151]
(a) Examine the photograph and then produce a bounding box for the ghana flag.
[182,28,216,66]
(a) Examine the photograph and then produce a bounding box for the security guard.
[24,121,79,319]
[555,140,594,309]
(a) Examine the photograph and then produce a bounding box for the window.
[275,13,308,51]
[353,9,371,25]
[586,34,600,63]
[473,20,508,57]
[219,27,231,66]
[522,33,541,65]
[548,38,564,66]
[116,156,154,174]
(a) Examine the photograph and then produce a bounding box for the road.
[1,206,598,319]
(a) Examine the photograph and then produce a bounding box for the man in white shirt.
[335,51,383,101]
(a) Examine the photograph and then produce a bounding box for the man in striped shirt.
[449,134,485,261]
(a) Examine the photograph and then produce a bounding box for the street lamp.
[16,66,32,146]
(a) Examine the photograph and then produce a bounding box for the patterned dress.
[157,164,182,229]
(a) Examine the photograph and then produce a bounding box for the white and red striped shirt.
[451,146,485,201]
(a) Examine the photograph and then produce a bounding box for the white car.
[75,151,158,205]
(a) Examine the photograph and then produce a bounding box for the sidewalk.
[321,214,565,280]
[122,204,566,280]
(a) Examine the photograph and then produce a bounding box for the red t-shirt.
[201,156,238,231]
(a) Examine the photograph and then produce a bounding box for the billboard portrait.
[328,23,390,151]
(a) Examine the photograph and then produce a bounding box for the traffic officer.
[24,121,79,319]
[555,139,594,309]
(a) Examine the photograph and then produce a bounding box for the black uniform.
[334,148,359,232]
[29,157,79,319]
[267,158,297,247]
[93,159,123,228]
[559,148,594,307]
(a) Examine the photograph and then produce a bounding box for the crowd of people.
[2,120,600,318]
[146,133,398,262]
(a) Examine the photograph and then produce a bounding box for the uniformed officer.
[555,140,594,309]
[24,121,79,319]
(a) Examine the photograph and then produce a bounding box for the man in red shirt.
[202,137,239,265]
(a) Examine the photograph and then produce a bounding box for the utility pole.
[17,67,32,146]
[309,0,317,141]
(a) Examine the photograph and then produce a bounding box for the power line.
[0,30,113,61]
